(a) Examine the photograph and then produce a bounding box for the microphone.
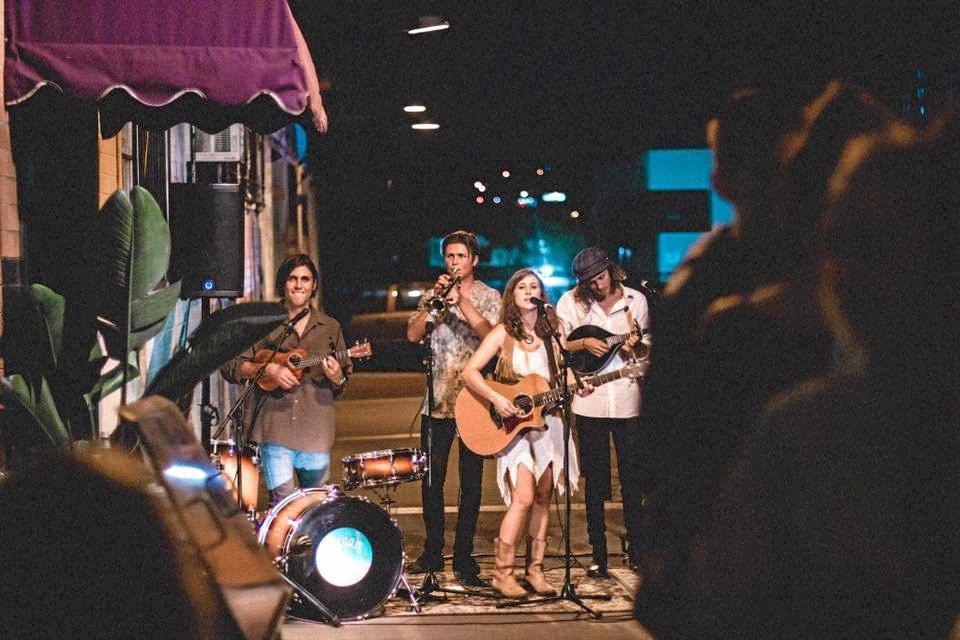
[530,297,553,311]
[287,307,310,328]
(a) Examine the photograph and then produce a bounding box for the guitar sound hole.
[288,353,302,366]
[514,395,533,415]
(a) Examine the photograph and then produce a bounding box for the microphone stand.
[219,320,296,517]
[416,314,498,602]
[498,306,611,616]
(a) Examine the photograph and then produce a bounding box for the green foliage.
[95,187,182,357]
[146,302,287,402]
[0,284,71,447]
[0,187,288,452]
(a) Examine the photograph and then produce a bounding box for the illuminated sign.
[541,191,567,203]
[517,196,539,208]
[315,527,373,587]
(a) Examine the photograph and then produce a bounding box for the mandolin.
[567,321,648,374]
[455,359,648,456]
[254,340,372,391]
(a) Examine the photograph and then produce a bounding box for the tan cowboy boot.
[524,536,557,596]
[492,538,529,598]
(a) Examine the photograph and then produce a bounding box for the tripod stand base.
[416,569,501,600]
[495,581,612,617]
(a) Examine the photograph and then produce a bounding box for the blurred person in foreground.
[637,82,901,632]
[678,113,960,639]
[0,449,217,639]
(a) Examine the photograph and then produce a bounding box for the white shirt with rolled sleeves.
[555,285,651,418]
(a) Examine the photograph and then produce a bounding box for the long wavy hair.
[572,263,628,312]
[500,268,554,342]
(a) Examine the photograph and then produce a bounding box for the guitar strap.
[624,306,639,356]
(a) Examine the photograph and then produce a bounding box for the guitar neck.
[604,325,642,347]
[530,368,631,407]
[290,349,350,370]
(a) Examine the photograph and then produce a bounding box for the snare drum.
[341,448,426,491]
[257,487,404,621]
[210,439,259,511]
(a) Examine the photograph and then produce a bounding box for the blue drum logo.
[314,527,373,587]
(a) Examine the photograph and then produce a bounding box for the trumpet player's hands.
[435,273,462,305]
[583,337,609,357]
[491,393,524,418]
[265,361,300,390]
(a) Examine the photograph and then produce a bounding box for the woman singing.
[461,268,588,598]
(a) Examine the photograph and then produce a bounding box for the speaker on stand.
[169,183,244,299]
[169,182,245,452]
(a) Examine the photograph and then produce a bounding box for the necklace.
[522,332,535,344]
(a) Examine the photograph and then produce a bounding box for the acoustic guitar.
[455,359,648,456]
[567,321,649,374]
[254,340,372,391]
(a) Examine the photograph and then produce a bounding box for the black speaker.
[169,183,244,298]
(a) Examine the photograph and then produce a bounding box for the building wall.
[97,126,122,207]
[0,0,20,375]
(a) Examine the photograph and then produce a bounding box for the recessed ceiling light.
[404,104,426,113]
[411,123,440,130]
[408,16,450,35]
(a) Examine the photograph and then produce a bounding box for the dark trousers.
[420,415,484,567]
[576,415,652,552]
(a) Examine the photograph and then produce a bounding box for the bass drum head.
[286,496,404,621]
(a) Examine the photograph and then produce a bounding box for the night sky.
[289,2,959,309]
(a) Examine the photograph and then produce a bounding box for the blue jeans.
[260,443,330,495]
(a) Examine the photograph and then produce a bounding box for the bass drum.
[257,487,404,621]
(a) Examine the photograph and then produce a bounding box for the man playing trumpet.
[406,230,501,586]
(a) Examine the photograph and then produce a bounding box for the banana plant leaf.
[95,187,181,358]
[0,374,70,447]
[30,283,65,371]
[8,284,66,378]
[145,302,287,402]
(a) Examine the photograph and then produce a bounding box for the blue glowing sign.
[541,191,567,203]
[517,196,539,208]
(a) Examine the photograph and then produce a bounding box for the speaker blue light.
[202,279,215,291]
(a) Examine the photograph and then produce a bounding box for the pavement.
[270,373,653,638]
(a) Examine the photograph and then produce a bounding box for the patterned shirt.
[411,280,501,418]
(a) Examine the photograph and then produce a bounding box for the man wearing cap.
[556,247,652,577]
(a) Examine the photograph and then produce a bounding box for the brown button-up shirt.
[222,309,349,453]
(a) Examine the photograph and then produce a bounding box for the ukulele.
[455,359,648,456]
[254,340,372,391]
[567,321,648,374]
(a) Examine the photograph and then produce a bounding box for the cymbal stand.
[497,311,611,616]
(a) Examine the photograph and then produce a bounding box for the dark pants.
[576,415,653,552]
[419,415,484,568]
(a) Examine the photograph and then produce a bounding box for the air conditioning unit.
[193,124,242,162]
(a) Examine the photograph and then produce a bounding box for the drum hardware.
[209,439,260,522]
[257,485,421,622]
[341,448,427,516]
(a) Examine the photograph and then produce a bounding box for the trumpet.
[425,270,462,321]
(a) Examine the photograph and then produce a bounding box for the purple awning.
[4,0,327,135]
